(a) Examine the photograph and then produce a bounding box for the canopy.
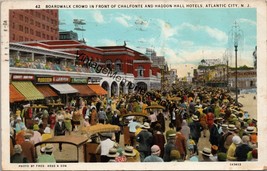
[10,84,25,103]
[36,85,58,97]
[145,104,165,110]
[81,123,120,136]
[88,84,107,95]
[11,81,44,100]
[50,84,78,94]
[71,84,96,96]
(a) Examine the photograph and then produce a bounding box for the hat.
[227,124,237,131]
[142,122,150,129]
[100,132,112,138]
[24,132,32,139]
[245,126,256,134]
[85,115,89,119]
[34,117,39,121]
[151,145,161,155]
[106,148,119,158]
[170,150,180,160]
[200,147,213,157]
[123,146,136,157]
[44,127,51,134]
[44,144,53,153]
[232,135,242,145]
[16,117,22,121]
[33,124,39,131]
[14,144,22,154]
[221,124,228,129]
[40,147,46,153]
[214,117,223,121]
[217,152,227,161]
[191,115,199,121]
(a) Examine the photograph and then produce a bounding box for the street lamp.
[230,21,243,105]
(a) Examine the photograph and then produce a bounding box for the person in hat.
[136,122,153,162]
[30,125,42,145]
[15,117,27,133]
[110,110,121,143]
[96,132,116,162]
[175,127,187,161]
[128,117,142,147]
[64,110,72,135]
[181,120,190,142]
[245,126,257,146]
[123,146,139,162]
[143,145,164,162]
[209,117,223,147]
[163,130,176,162]
[223,124,237,153]
[188,115,203,146]
[10,144,28,163]
[227,135,242,161]
[106,148,119,162]
[98,107,107,124]
[200,147,213,161]
[41,125,52,143]
[152,123,165,158]
[115,147,127,162]
[54,115,66,152]
[20,132,35,162]
[187,139,198,161]
[170,149,181,162]
[90,107,98,126]
[235,135,252,161]
[83,115,90,127]
[37,144,56,163]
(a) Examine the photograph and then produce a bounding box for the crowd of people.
[10,86,258,163]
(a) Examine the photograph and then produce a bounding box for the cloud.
[92,11,104,23]
[99,39,117,46]
[115,14,132,27]
[157,19,178,40]
[238,18,256,26]
[180,23,228,44]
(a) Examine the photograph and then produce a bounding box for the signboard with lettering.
[52,76,70,83]
[35,76,53,84]
[12,74,35,81]
[71,78,88,84]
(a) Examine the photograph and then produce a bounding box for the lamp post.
[231,21,243,105]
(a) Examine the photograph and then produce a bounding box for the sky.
[59,8,256,77]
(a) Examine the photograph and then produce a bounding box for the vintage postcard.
[1,0,267,170]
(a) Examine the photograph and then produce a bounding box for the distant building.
[9,9,59,42]
[59,31,78,41]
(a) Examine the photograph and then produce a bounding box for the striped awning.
[10,84,25,103]
[71,84,96,96]
[11,81,44,100]
[88,84,107,95]
[50,84,78,94]
[36,85,58,97]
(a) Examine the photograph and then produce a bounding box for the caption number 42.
[35,5,40,8]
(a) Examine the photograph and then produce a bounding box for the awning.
[71,84,96,96]
[36,85,58,97]
[10,84,25,103]
[50,84,78,94]
[11,81,44,100]
[88,84,107,95]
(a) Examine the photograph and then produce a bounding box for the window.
[25,27,29,33]
[19,14,23,20]
[30,19,33,24]
[19,25,23,31]
[42,15,45,20]
[42,33,45,38]
[12,23,15,29]
[138,66,144,77]
[25,17,28,23]
[12,34,15,40]
[106,60,112,71]
[46,26,49,31]
[19,36,23,41]
[115,59,122,72]
[30,29,33,34]
[46,35,49,39]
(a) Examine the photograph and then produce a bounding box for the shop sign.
[12,74,34,81]
[53,76,70,83]
[36,77,53,84]
[71,78,88,84]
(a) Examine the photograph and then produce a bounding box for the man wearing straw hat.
[136,122,153,162]
[123,146,139,162]
[10,144,28,163]
[54,115,66,152]
[200,147,213,162]
[188,115,203,146]
[37,144,56,163]
[20,132,35,163]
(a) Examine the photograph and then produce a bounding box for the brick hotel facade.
[9,9,59,42]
